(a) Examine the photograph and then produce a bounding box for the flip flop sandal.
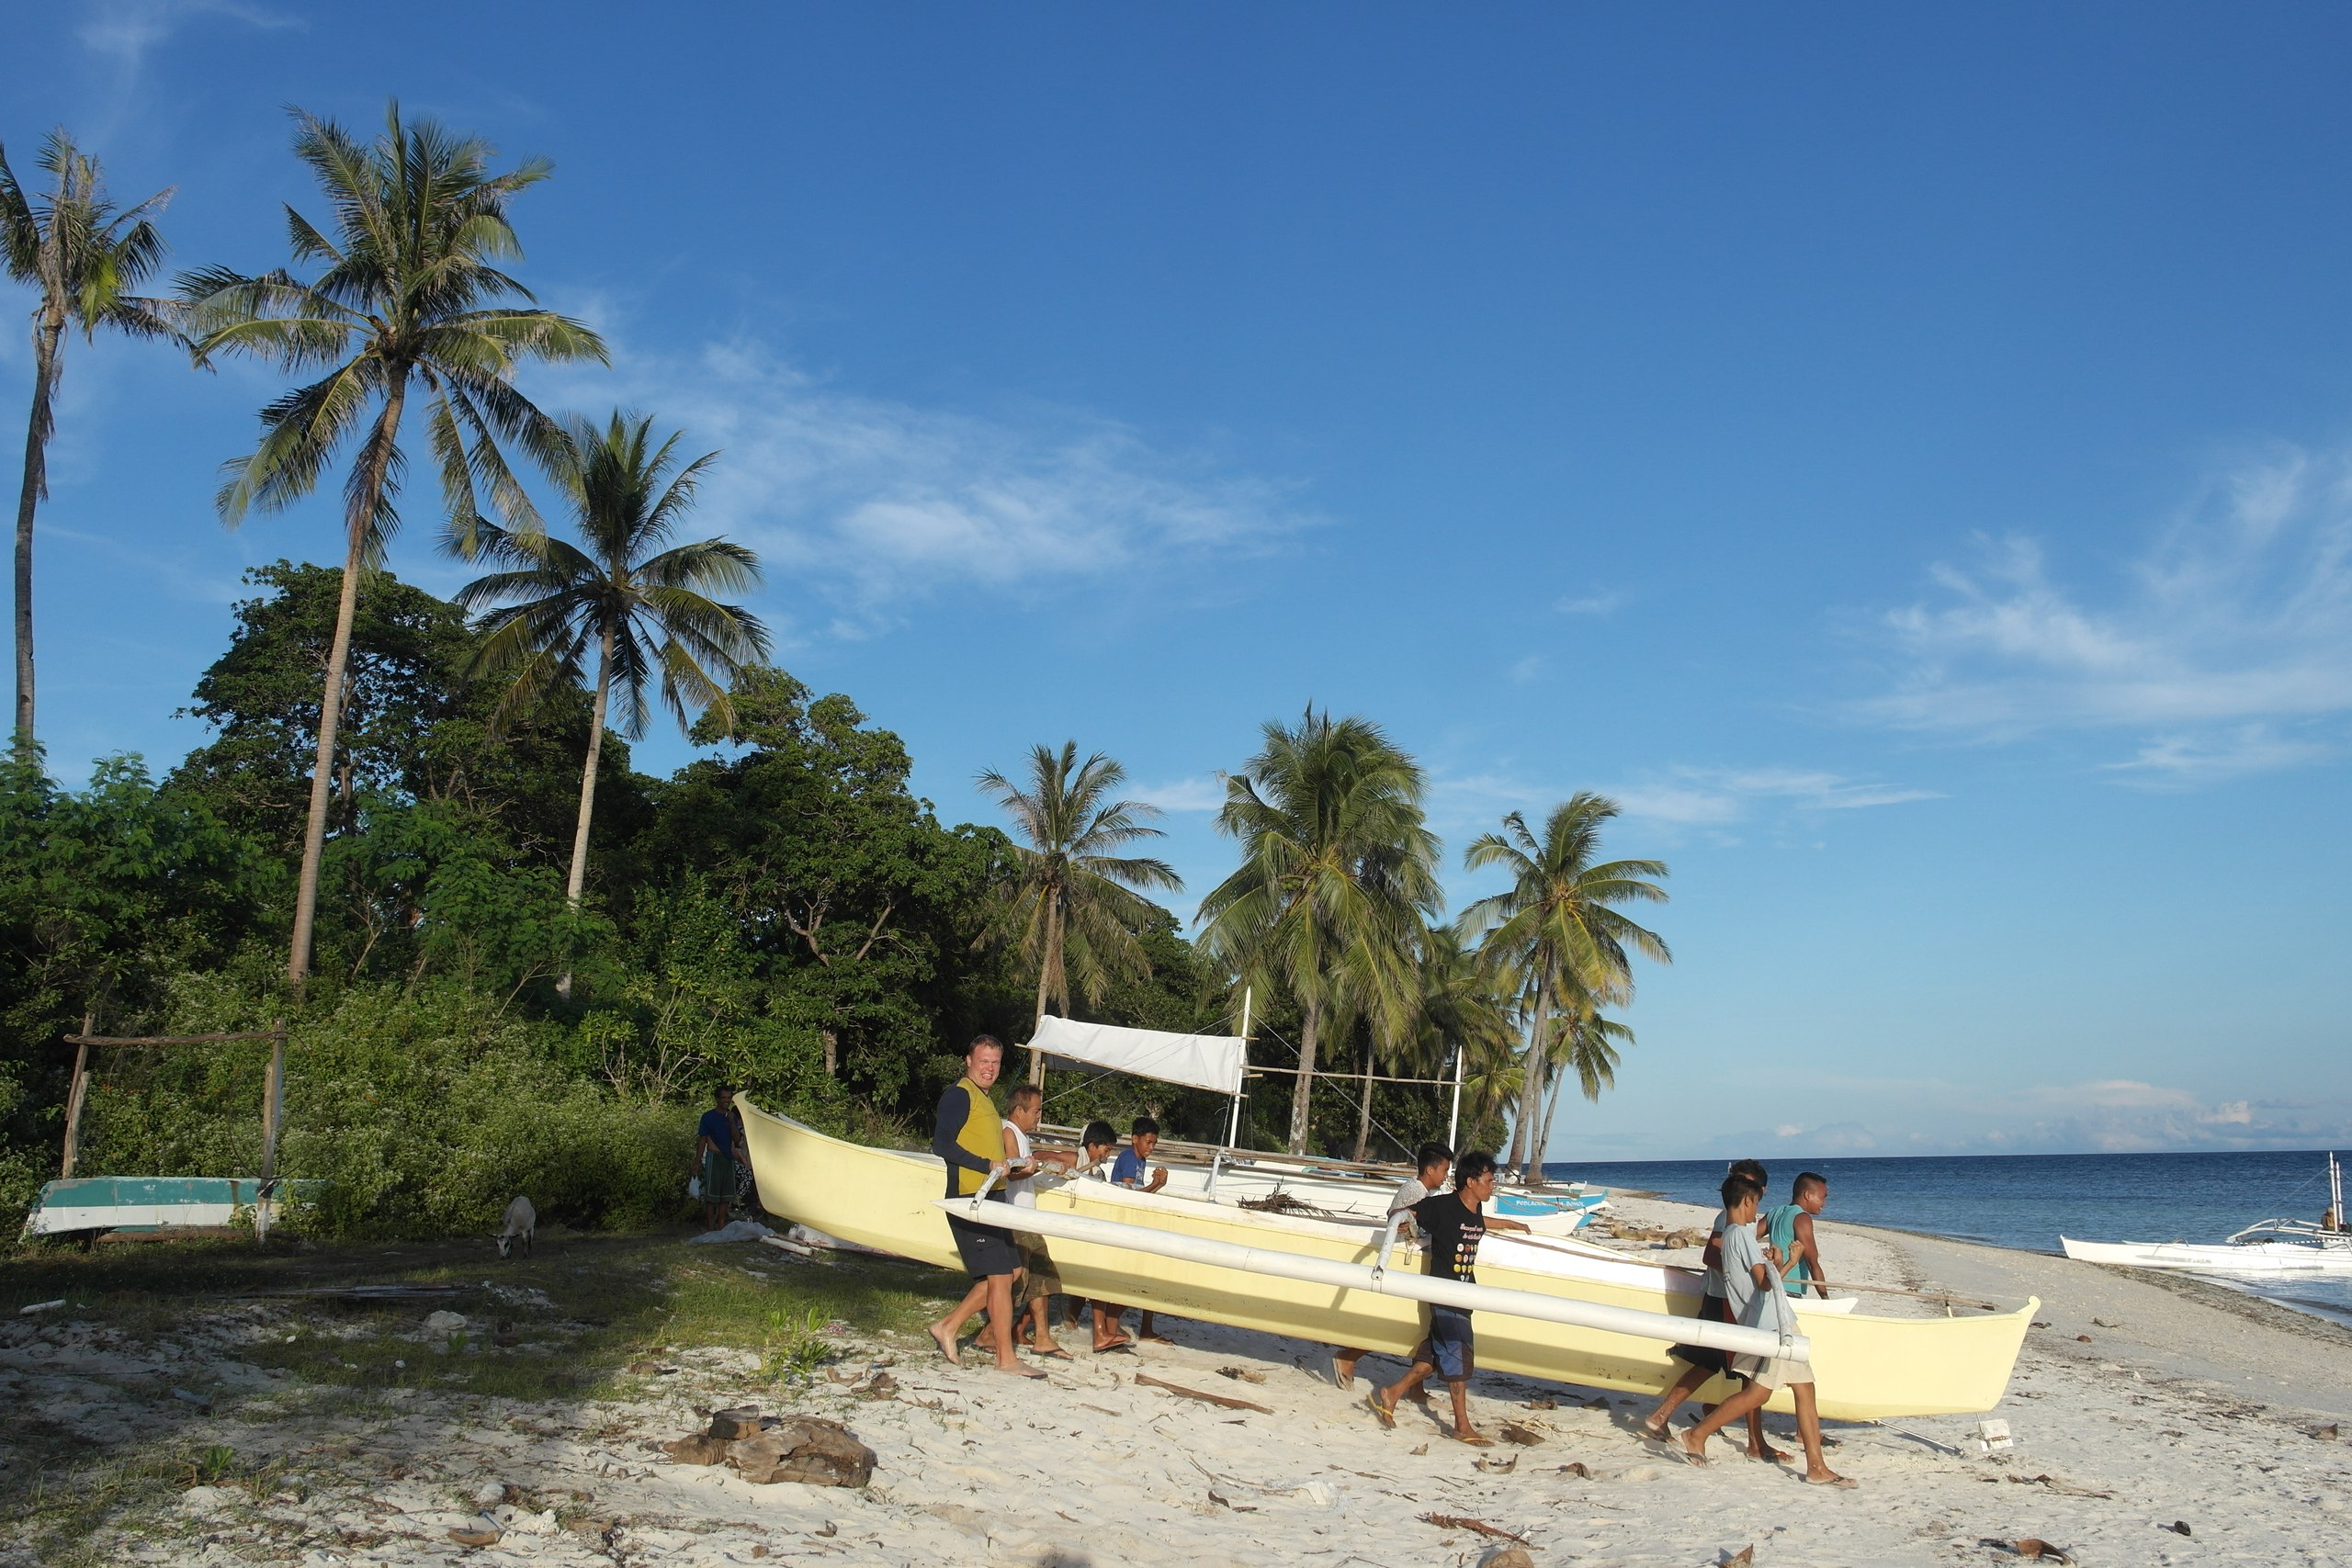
[1453,1430,1496,1448]
[1032,1348,1075,1361]
[1803,1473,1858,1488]
[1092,1338,1136,1354]
[1365,1392,1397,1429]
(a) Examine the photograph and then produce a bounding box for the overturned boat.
[737,1095,2033,1420]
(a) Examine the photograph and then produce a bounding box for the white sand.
[7,1202,2352,1566]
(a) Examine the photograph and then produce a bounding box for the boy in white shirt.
[1001,1085,1076,1359]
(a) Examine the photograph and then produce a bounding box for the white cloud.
[2100,725,2334,786]
[552,340,1306,634]
[1507,654,1544,684]
[1132,775,1227,814]
[1716,1077,2348,1156]
[1611,766,1941,828]
[78,0,301,68]
[1860,443,2352,781]
[1555,590,1621,615]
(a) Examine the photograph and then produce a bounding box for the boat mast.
[1223,986,1252,1152]
[1446,1043,1464,1150]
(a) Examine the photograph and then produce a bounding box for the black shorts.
[946,1210,1019,1280]
[1667,1292,1733,1374]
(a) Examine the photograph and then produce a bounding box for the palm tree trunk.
[1288,997,1321,1154]
[555,624,613,1000]
[286,371,408,988]
[1351,1037,1375,1163]
[1532,1043,1569,1186]
[1510,988,1550,1180]
[12,316,62,751]
[1030,893,1060,1086]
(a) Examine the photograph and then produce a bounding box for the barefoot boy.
[1001,1084,1077,1359]
[1677,1172,1852,1485]
[1641,1157,1784,1461]
[1334,1141,1454,1389]
[1366,1151,1530,1446]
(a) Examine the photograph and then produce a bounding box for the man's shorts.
[1427,1304,1476,1381]
[1731,1351,1813,1390]
[946,1205,1020,1280]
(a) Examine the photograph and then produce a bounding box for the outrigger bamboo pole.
[939,1195,1808,1363]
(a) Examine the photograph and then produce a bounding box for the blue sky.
[6,3,2348,1160]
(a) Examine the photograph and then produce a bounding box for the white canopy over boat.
[1031,1014,1247,1097]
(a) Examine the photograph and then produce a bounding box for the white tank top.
[1003,1121,1036,1207]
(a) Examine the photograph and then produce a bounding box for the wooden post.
[258,1023,285,1185]
[256,1022,286,1245]
[58,1012,93,1179]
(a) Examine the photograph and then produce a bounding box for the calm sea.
[1545,1147,2352,1328]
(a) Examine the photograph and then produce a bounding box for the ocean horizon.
[1544,1146,2351,1328]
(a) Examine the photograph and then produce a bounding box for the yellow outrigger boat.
[739,1096,2033,1421]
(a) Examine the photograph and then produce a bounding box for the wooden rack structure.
[59,1018,290,1208]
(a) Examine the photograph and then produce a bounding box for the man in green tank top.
[1763,1172,1830,1299]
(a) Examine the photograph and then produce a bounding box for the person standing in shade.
[1365,1151,1531,1446]
[1764,1172,1831,1299]
[1334,1141,1454,1391]
[694,1087,739,1232]
[924,1035,1045,1378]
[1111,1116,1173,1343]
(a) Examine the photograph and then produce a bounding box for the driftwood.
[1237,1191,1338,1218]
[1417,1512,1528,1543]
[1135,1371,1272,1415]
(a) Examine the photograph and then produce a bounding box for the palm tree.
[977,741,1182,1084]
[179,103,605,987]
[456,410,770,996]
[0,130,178,750]
[1529,1000,1634,1171]
[1460,794,1668,1182]
[1198,708,1441,1154]
[1410,923,1520,1152]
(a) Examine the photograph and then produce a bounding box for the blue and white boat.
[19,1176,321,1239]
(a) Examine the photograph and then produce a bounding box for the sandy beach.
[6,1196,2350,1568]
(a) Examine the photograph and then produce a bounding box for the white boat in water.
[2061,1154,2352,1275]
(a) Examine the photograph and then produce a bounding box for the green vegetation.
[1,102,1676,1244]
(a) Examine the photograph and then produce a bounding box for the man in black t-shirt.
[1365,1152,1530,1446]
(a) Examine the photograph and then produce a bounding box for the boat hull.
[739,1098,2031,1420]
[20,1177,318,1237]
[2060,1235,2352,1274]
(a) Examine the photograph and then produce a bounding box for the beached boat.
[2061,1154,2352,1276]
[737,1095,2033,1420]
[19,1176,319,1238]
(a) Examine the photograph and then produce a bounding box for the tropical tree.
[1529,1000,1634,1172]
[0,131,178,749]
[455,411,770,996]
[1198,708,1440,1153]
[1409,922,1521,1154]
[179,103,605,987]
[1460,793,1668,1182]
[977,741,1182,1084]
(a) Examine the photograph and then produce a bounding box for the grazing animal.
[496,1194,536,1258]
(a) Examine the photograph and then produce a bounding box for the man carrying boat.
[925,1035,1046,1378]
[1366,1151,1531,1445]
[1334,1141,1455,1392]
